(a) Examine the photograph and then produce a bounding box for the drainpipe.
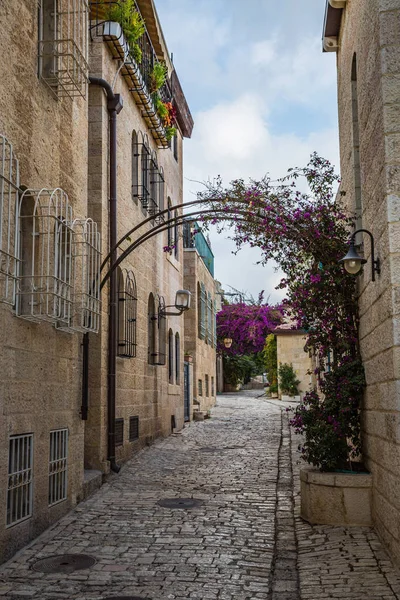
[86,76,123,473]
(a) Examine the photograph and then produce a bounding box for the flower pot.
[300,467,372,526]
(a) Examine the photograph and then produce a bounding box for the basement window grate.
[129,416,139,442]
[115,418,124,446]
[7,434,34,527]
[49,429,68,506]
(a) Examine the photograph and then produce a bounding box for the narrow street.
[1,392,400,600]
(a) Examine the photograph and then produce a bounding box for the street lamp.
[339,228,380,282]
[159,290,191,316]
[223,337,233,348]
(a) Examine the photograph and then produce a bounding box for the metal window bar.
[174,211,179,259]
[89,0,173,148]
[16,188,74,327]
[131,130,139,201]
[168,329,174,383]
[129,416,139,441]
[69,218,101,333]
[205,374,209,397]
[7,434,34,527]
[48,429,68,506]
[39,0,89,98]
[115,418,124,446]
[148,152,159,216]
[155,296,166,365]
[175,333,180,384]
[148,293,156,365]
[133,134,151,209]
[117,269,137,358]
[0,135,20,305]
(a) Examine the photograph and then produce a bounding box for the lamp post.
[339,228,380,282]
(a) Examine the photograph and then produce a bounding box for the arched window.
[175,332,180,384]
[132,130,139,201]
[167,197,173,250]
[117,268,137,358]
[168,329,174,383]
[158,166,165,214]
[149,151,158,215]
[351,54,363,238]
[148,293,156,365]
[174,210,179,260]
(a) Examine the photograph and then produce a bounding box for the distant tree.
[263,334,278,386]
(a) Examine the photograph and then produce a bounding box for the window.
[205,374,209,397]
[197,283,206,340]
[174,211,179,260]
[213,300,217,348]
[38,0,89,98]
[7,434,33,527]
[49,429,68,506]
[168,329,174,383]
[198,379,203,396]
[132,130,139,202]
[0,134,19,305]
[115,419,124,446]
[117,268,137,358]
[211,376,215,396]
[148,293,157,365]
[17,188,74,327]
[207,292,212,344]
[167,198,173,250]
[351,54,363,238]
[175,333,180,384]
[173,133,179,162]
[132,133,151,210]
[129,417,139,442]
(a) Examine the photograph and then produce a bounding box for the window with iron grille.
[167,198,173,250]
[115,419,124,446]
[198,379,203,396]
[211,376,215,396]
[205,374,209,397]
[49,429,68,506]
[175,332,180,384]
[132,130,139,202]
[117,269,137,358]
[168,329,174,383]
[38,0,89,98]
[174,211,179,260]
[0,135,20,305]
[129,416,139,442]
[148,294,166,365]
[132,133,151,209]
[7,434,33,527]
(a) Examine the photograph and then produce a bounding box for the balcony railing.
[90,0,173,148]
[183,222,215,277]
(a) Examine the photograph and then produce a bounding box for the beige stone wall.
[0,1,89,562]
[276,333,312,398]
[335,0,400,564]
[183,249,217,415]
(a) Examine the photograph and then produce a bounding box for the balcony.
[183,222,214,277]
[90,0,182,148]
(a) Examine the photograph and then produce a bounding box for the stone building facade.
[274,325,313,399]
[0,0,193,563]
[323,0,400,564]
[183,223,218,416]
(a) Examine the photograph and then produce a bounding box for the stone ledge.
[300,467,373,526]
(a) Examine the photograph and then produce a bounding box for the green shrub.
[278,363,300,395]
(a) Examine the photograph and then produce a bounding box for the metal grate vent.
[157,498,203,509]
[115,418,124,446]
[31,554,96,573]
[49,429,68,506]
[7,434,33,527]
[129,416,139,442]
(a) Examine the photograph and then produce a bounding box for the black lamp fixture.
[159,290,191,316]
[339,228,380,281]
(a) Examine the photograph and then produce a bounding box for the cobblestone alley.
[1,393,400,600]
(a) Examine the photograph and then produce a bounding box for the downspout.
[84,76,123,473]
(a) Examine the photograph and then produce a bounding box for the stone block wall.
[335,0,400,564]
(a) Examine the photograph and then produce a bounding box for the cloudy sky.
[157,0,340,304]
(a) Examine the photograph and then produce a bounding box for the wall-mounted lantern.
[159,289,191,316]
[223,337,233,348]
[339,228,380,282]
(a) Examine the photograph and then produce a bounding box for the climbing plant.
[198,153,364,471]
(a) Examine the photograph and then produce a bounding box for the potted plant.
[100,0,145,63]
[269,382,278,398]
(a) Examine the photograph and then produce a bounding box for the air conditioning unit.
[329,0,347,8]
[323,36,339,52]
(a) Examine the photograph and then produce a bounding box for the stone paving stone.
[1,392,400,599]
